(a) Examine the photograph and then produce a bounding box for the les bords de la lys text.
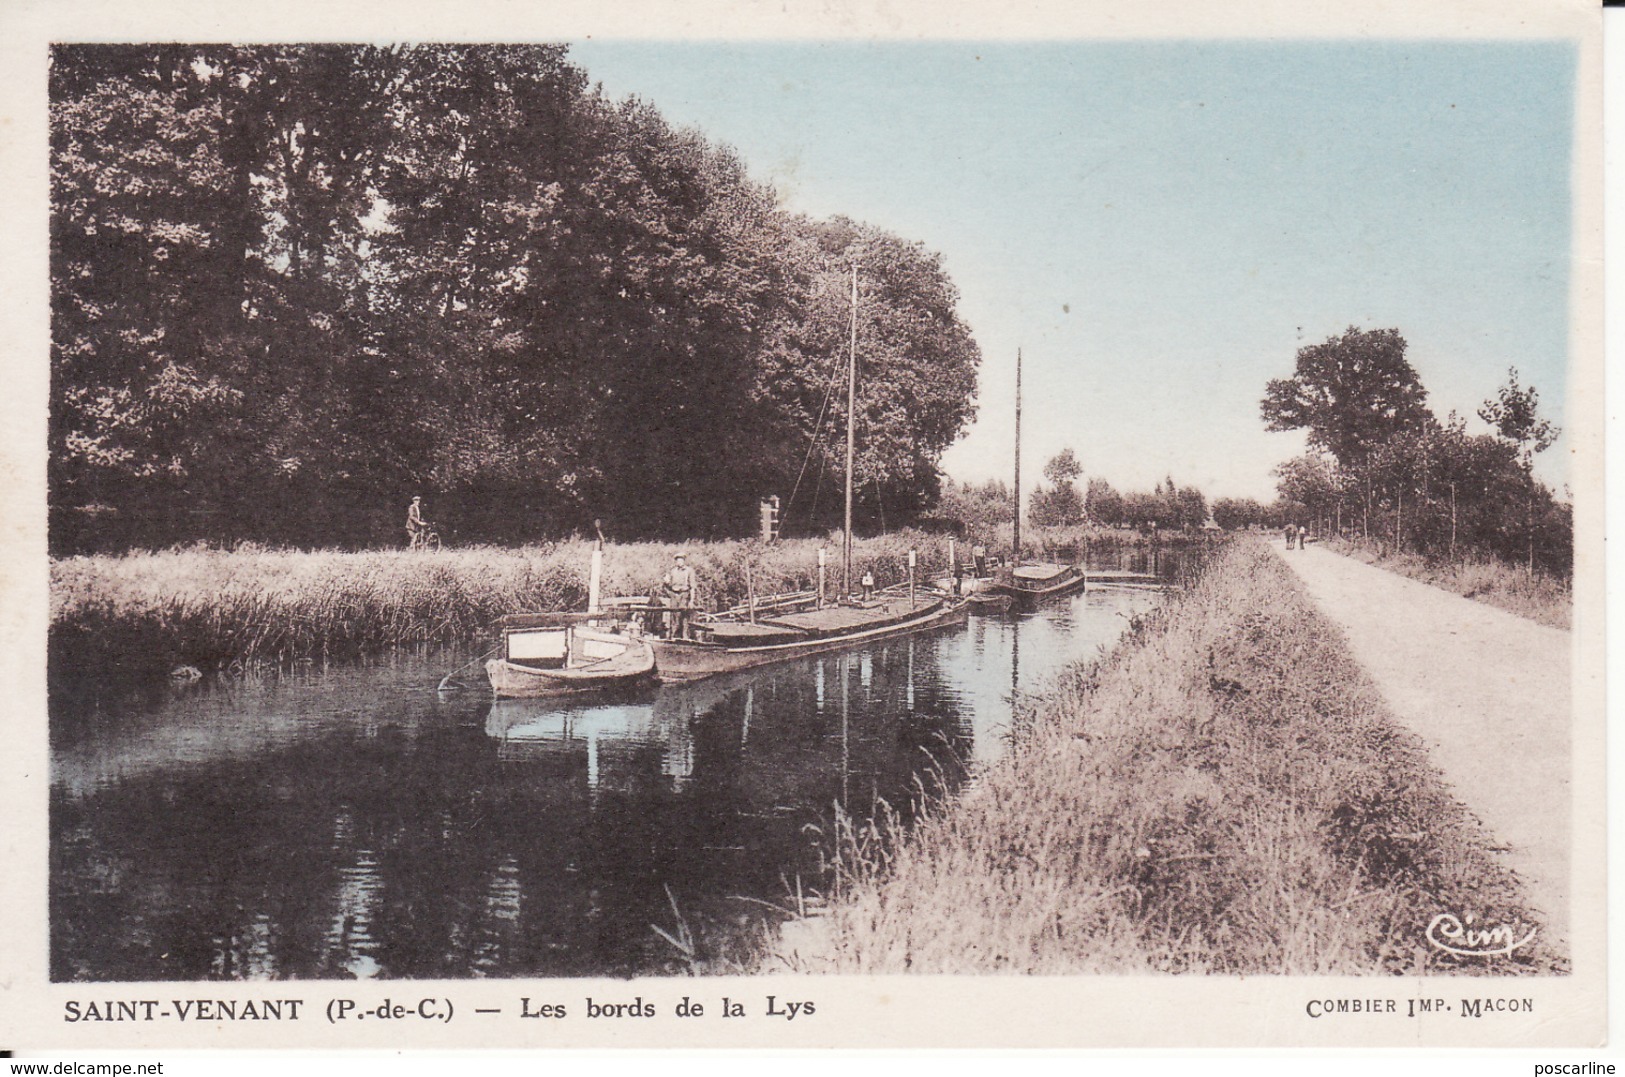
[61,996,811,1024]
[60,993,1547,1025]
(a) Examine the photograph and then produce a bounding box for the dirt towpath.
[1274,542,1571,951]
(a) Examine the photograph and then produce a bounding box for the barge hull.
[650,600,969,683]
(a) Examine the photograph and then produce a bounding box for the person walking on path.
[1297,524,1307,549]
[661,552,698,639]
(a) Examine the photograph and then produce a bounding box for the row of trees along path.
[1259,326,1574,951]
[1261,327,1569,578]
[1275,541,1571,952]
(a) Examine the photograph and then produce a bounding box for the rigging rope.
[783,345,849,529]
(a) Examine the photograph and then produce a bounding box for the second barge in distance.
[990,562,1089,608]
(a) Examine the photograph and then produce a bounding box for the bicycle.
[407,525,442,552]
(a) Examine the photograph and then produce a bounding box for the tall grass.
[1326,537,1571,630]
[50,531,949,677]
[757,536,1562,975]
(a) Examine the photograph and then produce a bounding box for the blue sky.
[570,40,1577,500]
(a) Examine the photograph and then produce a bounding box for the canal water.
[50,546,1193,981]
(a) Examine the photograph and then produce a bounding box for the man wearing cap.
[661,552,698,639]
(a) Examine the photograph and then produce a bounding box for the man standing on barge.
[662,552,698,639]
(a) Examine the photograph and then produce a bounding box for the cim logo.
[1426,913,1536,958]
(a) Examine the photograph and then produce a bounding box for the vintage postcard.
[0,0,1606,1054]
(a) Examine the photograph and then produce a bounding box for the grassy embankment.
[1322,537,1570,630]
[756,536,1561,975]
[50,532,950,678]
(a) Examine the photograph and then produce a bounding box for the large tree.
[50,44,981,551]
[753,216,979,536]
[1261,327,1433,468]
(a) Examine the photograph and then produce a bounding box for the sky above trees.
[569,39,1577,499]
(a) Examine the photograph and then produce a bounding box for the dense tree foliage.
[935,467,1216,540]
[1029,448,1084,526]
[50,45,980,552]
[1075,474,1206,531]
[1261,327,1432,467]
[1476,368,1562,574]
[1083,477,1124,527]
[1261,330,1569,577]
[1210,496,1267,531]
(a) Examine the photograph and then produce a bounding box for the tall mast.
[1013,347,1022,564]
[843,263,858,598]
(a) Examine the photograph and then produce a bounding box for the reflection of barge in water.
[486,698,694,793]
[482,643,974,807]
[483,667,773,793]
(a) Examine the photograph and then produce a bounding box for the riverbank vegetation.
[52,45,978,555]
[756,537,1560,975]
[1324,537,1570,630]
[49,532,947,678]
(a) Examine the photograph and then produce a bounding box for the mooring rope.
[437,645,501,691]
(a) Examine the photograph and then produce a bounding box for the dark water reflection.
[52,548,1186,981]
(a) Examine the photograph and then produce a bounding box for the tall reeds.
[49,532,951,677]
[758,537,1562,976]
